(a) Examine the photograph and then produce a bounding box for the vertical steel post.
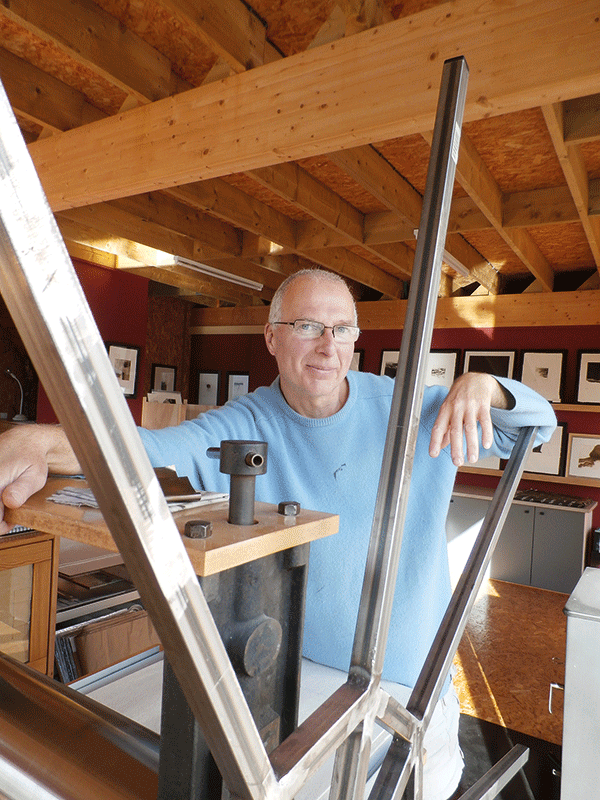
[330,56,469,800]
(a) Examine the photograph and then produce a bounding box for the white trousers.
[386,678,464,800]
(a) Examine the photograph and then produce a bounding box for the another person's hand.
[429,373,512,467]
[0,425,79,534]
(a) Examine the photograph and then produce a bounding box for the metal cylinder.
[206,440,268,526]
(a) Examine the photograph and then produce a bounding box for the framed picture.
[566,433,600,483]
[198,371,220,406]
[426,349,461,389]
[463,350,515,379]
[151,363,177,393]
[227,372,249,401]
[147,391,181,404]
[576,351,600,404]
[524,422,567,476]
[106,342,140,398]
[380,350,399,378]
[518,350,566,403]
[350,350,364,371]
[467,453,501,471]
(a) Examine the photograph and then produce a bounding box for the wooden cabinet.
[447,488,596,594]
[0,531,58,674]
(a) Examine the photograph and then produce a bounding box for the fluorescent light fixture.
[172,256,263,291]
[413,230,471,278]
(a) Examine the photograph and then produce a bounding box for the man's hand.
[429,373,513,467]
[0,425,79,534]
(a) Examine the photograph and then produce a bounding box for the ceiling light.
[171,256,263,291]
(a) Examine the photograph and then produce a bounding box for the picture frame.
[524,422,567,476]
[198,371,220,406]
[106,342,140,398]
[380,350,399,378]
[227,372,249,401]
[566,433,600,483]
[147,391,182,404]
[518,350,566,403]
[463,350,515,379]
[426,349,461,389]
[467,453,501,471]
[151,363,177,393]
[576,350,600,404]
[350,350,364,371]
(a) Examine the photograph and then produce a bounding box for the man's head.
[264,269,359,418]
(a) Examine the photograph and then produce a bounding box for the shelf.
[459,466,600,490]
[553,404,600,413]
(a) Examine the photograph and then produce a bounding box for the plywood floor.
[453,579,567,746]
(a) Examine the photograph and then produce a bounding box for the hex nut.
[277,501,301,517]
[183,519,213,539]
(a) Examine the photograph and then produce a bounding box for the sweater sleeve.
[487,376,557,458]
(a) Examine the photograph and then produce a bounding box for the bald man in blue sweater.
[0,268,556,798]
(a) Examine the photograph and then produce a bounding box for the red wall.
[36,260,149,425]
[190,323,600,529]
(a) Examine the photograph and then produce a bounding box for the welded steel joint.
[206,440,268,525]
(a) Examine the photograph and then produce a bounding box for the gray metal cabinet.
[446,487,595,594]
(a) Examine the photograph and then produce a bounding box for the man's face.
[264,276,357,417]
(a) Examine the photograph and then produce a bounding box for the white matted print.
[566,433,600,483]
[426,350,461,389]
[576,351,600,404]
[524,423,567,476]
[519,350,565,403]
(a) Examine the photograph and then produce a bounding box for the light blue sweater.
[139,371,556,688]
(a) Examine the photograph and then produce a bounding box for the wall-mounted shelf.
[459,466,600,490]
[552,404,600,413]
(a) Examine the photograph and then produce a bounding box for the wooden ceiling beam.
[165,180,297,250]
[542,102,600,268]
[123,264,261,304]
[28,0,600,211]
[151,0,268,73]
[0,46,105,133]
[108,193,242,259]
[0,0,177,106]
[563,93,600,145]
[302,247,404,298]
[328,143,501,292]
[247,163,413,278]
[445,130,555,291]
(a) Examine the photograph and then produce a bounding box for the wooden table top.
[5,477,339,577]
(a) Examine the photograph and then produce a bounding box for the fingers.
[429,373,497,466]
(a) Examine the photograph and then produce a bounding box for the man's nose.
[315,328,337,350]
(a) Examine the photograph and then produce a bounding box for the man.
[0,268,556,798]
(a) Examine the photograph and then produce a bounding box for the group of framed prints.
[198,371,249,406]
[377,347,600,484]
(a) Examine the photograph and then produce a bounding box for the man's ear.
[264,323,276,356]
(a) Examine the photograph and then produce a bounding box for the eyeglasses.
[273,319,360,343]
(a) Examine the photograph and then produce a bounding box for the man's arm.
[428,372,515,467]
[0,425,80,534]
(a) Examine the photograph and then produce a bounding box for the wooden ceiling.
[2,0,600,318]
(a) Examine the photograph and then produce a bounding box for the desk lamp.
[5,369,27,421]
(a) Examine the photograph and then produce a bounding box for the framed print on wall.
[518,350,566,403]
[350,350,364,371]
[198,371,220,406]
[524,422,567,476]
[380,350,399,378]
[566,433,600,483]
[227,372,249,401]
[576,350,600,404]
[151,363,177,393]
[106,342,140,398]
[463,350,515,380]
[426,349,461,389]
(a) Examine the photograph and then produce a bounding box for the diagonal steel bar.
[407,425,538,728]
[458,744,529,800]
[0,79,274,800]
[329,55,469,800]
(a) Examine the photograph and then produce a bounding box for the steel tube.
[407,426,537,726]
[0,78,273,800]
[0,653,160,772]
[458,744,529,800]
[330,55,468,800]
